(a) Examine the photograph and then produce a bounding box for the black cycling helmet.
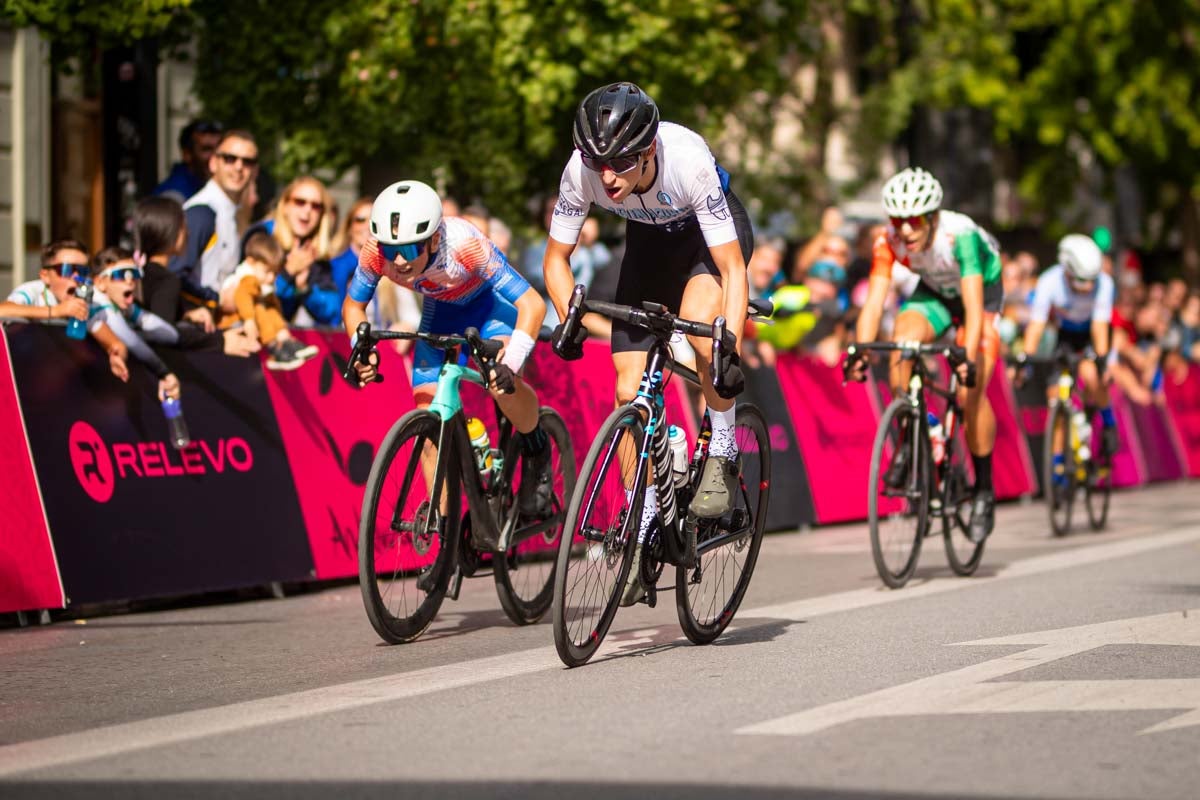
[573,82,660,160]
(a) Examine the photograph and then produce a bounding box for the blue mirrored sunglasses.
[50,262,89,281]
[380,241,425,262]
[100,266,144,282]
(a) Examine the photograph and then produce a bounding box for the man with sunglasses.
[847,167,1004,544]
[1021,234,1118,473]
[0,239,130,382]
[171,129,260,324]
[543,82,755,549]
[342,180,556,532]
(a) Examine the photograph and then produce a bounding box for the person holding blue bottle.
[0,238,129,382]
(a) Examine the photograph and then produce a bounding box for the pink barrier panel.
[1107,385,1149,488]
[1128,396,1188,482]
[1163,366,1200,477]
[775,352,883,524]
[261,330,419,580]
[985,367,1038,500]
[0,329,65,612]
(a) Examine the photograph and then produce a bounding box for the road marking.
[2,525,1199,776]
[738,609,1200,737]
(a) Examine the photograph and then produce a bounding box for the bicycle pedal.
[447,566,464,601]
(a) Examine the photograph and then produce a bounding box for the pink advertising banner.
[774,352,883,524]
[1163,366,1200,478]
[985,366,1038,500]
[0,328,64,612]
[1128,396,1188,483]
[1107,384,1149,488]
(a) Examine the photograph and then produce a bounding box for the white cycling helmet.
[1058,233,1103,281]
[370,180,442,245]
[881,167,943,217]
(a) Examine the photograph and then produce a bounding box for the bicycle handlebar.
[846,341,968,366]
[342,321,511,388]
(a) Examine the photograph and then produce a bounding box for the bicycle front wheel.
[676,404,770,645]
[494,408,576,625]
[551,405,643,667]
[942,443,985,576]
[359,410,460,644]
[869,398,929,588]
[1044,402,1074,536]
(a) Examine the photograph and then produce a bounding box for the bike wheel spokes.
[868,399,928,588]
[942,449,985,576]
[677,405,770,645]
[495,409,576,625]
[359,412,457,644]
[552,408,642,667]
[1044,403,1074,536]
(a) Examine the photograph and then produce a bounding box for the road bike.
[550,286,772,667]
[1019,350,1112,536]
[345,323,575,643]
[846,341,985,589]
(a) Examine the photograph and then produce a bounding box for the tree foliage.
[190,0,818,225]
[1,0,193,51]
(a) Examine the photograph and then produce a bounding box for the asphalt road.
[3,483,1200,800]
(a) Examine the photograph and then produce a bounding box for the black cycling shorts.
[1057,326,1093,355]
[611,190,754,353]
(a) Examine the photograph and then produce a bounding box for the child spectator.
[223,231,318,370]
[1,238,130,382]
[88,247,181,402]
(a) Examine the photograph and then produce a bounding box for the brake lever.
[343,321,384,384]
[711,316,728,393]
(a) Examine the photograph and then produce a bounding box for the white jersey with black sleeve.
[549,121,738,249]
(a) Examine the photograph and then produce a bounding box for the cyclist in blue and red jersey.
[542,82,755,540]
[342,181,553,529]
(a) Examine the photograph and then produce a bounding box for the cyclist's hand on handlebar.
[490,362,518,395]
[714,350,745,399]
[352,349,381,387]
[956,358,978,388]
[552,321,587,361]
[842,350,868,383]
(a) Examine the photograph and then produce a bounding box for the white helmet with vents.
[370,180,442,245]
[1058,233,1103,281]
[881,167,944,217]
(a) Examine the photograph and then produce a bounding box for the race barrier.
[1,318,1196,614]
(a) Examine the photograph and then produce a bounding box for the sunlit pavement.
[3,482,1199,799]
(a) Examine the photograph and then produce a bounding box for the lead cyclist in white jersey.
[542,82,754,592]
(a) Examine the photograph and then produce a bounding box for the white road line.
[3,525,1199,777]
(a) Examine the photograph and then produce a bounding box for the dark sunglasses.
[48,262,89,280]
[580,150,645,175]
[380,241,426,262]
[100,266,144,282]
[216,152,259,168]
[889,214,929,229]
[290,196,325,213]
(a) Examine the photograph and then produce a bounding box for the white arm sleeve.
[1029,271,1056,324]
[547,157,590,246]
[1093,273,1114,324]
[685,162,738,248]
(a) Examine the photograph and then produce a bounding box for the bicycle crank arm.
[695,527,754,558]
[507,513,566,548]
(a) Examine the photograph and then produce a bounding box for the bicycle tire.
[359,410,459,644]
[494,408,577,625]
[1044,402,1074,536]
[551,405,643,667]
[676,404,771,644]
[1085,416,1112,531]
[942,441,985,576]
[869,398,929,588]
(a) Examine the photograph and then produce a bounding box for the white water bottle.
[668,425,689,488]
[927,411,945,465]
[1072,409,1091,462]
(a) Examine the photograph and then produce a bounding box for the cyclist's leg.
[951,289,1001,541]
[885,298,937,488]
[411,333,448,514]
[1072,338,1118,454]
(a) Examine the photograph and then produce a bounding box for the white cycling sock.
[626,485,658,544]
[707,404,738,460]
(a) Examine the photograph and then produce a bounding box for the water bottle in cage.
[668,425,689,488]
[927,412,945,465]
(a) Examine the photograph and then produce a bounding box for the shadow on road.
[594,616,804,664]
[0,779,1079,800]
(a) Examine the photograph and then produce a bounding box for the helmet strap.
[632,154,657,195]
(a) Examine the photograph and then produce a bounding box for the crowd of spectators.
[3,117,1198,412]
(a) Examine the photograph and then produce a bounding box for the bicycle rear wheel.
[869,398,929,588]
[1044,402,1074,536]
[942,442,985,576]
[494,408,576,625]
[676,404,770,644]
[359,410,459,644]
[1085,415,1112,531]
[551,406,643,667]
